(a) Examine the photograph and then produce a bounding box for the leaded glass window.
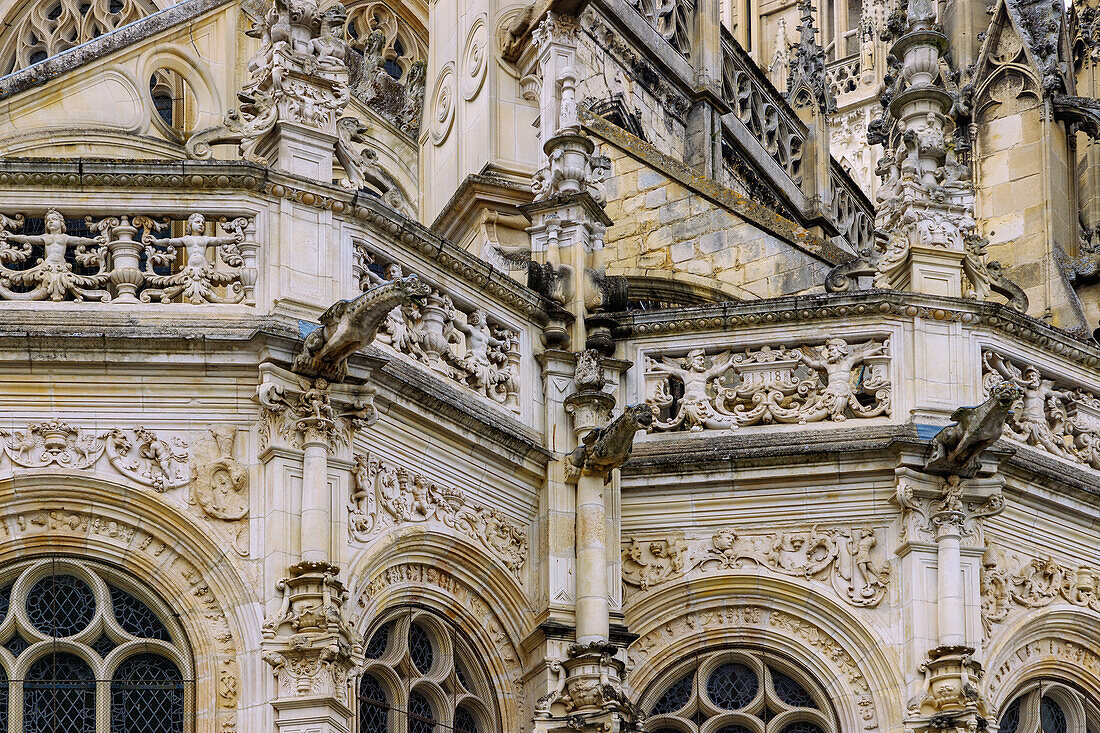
[999,683,1099,733]
[643,649,836,733]
[357,607,497,733]
[0,559,193,733]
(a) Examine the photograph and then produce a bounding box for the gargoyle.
[923,381,1022,477]
[293,275,430,381]
[566,404,654,484]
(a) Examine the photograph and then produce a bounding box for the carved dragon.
[293,275,429,380]
[566,404,653,484]
[924,381,1022,477]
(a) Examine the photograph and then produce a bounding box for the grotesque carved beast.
[567,404,654,484]
[293,275,429,381]
[924,381,1022,477]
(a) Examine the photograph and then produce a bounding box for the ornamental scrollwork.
[622,525,891,607]
[644,338,890,432]
[980,544,1100,634]
[1,422,190,492]
[354,246,522,412]
[983,350,1100,470]
[0,210,257,305]
[348,452,528,577]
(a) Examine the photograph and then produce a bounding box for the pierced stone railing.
[643,337,891,431]
[353,241,521,412]
[825,54,860,97]
[722,32,807,187]
[0,209,257,304]
[982,350,1100,471]
[629,0,696,60]
[831,168,875,253]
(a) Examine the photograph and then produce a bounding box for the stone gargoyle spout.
[923,381,1022,477]
[567,404,654,484]
[293,275,430,381]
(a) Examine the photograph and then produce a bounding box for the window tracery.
[643,649,836,733]
[999,682,1100,733]
[0,0,158,74]
[357,608,497,733]
[0,559,192,733]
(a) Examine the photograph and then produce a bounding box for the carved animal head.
[623,403,655,430]
[390,274,430,308]
[990,380,1022,409]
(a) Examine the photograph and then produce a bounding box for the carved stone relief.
[986,637,1100,700]
[622,525,891,607]
[461,17,488,101]
[644,338,891,432]
[980,544,1100,634]
[429,63,456,145]
[349,453,528,577]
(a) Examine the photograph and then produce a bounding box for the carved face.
[823,338,849,362]
[397,275,430,306]
[686,350,706,371]
[186,213,206,235]
[43,209,65,233]
[625,403,654,429]
[992,380,1022,406]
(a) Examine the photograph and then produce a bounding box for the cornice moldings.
[0,159,555,324]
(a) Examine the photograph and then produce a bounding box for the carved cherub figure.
[0,208,110,302]
[647,349,738,431]
[984,352,1076,459]
[778,338,887,423]
[141,213,246,304]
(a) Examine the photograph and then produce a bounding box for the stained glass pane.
[26,575,95,636]
[0,663,8,732]
[770,667,817,708]
[109,584,170,640]
[365,622,391,659]
[409,623,434,673]
[1000,697,1022,733]
[23,652,96,733]
[455,706,479,733]
[718,726,754,733]
[4,631,30,658]
[455,662,470,691]
[409,690,435,733]
[1041,696,1068,733]
[110,653,185,733]
[707,663,758,710]
[778,722,825,733]
[651,673,693,715]
[359,674,389,733]
[0,584,10,622]
[92,633,117,658]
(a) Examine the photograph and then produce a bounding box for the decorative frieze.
[980,545,1100,633]
[348,453,528,576]
[622,525,891,607]
[354,245,523,411]
[644,337,891,432]
[982,350,1100,470]
[0,209,257,305]
[1,422,191,491]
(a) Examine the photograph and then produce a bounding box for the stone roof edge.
[579,107,850,267]
[609,288,1100,373]
[0,157,562,325]
[0,0,234,100]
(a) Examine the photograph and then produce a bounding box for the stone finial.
[293,275,429,381]
[923,381,1023,477]
[786,0,836,113]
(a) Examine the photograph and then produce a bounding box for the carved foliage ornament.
[349,452,528,576]
[622,525,891,607]
[258,378,378,451]
[644,338,891,432]
[980,544,1100,634]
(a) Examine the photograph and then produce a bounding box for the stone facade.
[1,0,1100,732]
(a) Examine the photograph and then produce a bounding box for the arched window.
[0,559,192,733]
[999,681,1100,733]
[643,649,837,733]
[357,607,497,733]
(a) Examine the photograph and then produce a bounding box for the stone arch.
[347,530,534,731]
[0,472,263,733]
[625,573,905,733]
[984,607,1100,713]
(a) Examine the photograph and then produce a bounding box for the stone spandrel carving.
[982,350,1100,470]
[0,422,191,491]
[622,525,891,607]
[348,452,528,576]
[353,245,523,412]
[0,210,257,305]
[644,338,891,432]
[191,427,249,521]
[980,544,1100,634]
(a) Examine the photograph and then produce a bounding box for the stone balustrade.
[0,208,257,305]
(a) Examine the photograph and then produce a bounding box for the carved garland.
[630,605,880,730]
[622,525,891,607]
[980,544,1100,634]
